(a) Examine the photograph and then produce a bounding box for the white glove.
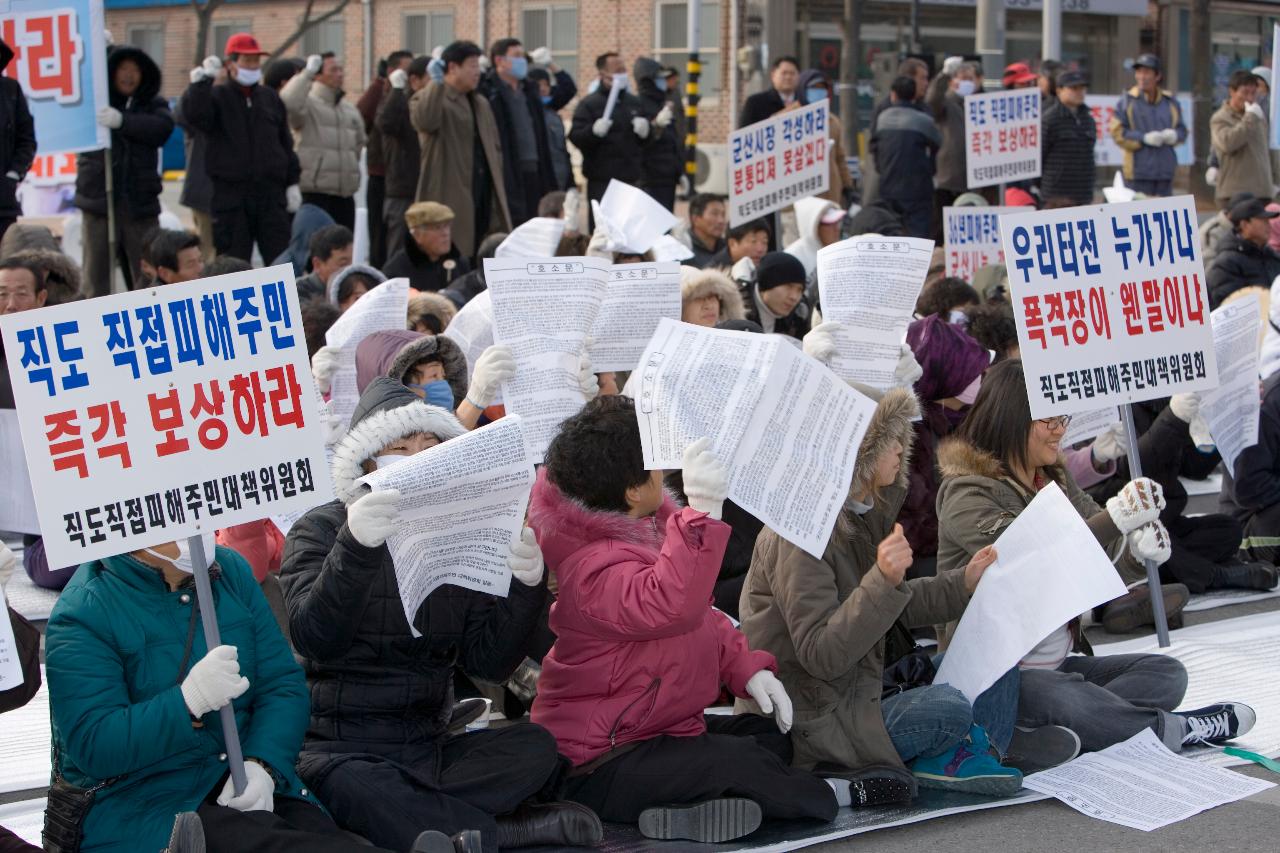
[577,353,599,401]
[347,489,402,548]
[428,58,445,83]
[286,184,303,214]
[199,55,222,81]
[306,54,324,75]
[507,528,544,587]
[654,104,674,129]
[97,107,123,129]
[311,345,341,394]
[730,256,756,285]
[181,645,250,718]
[802,321,840,365]
[530,46,553,66]
[1106,477,1166,534]
[1246,102,1266,121]
[478,55,491,72]
[190,66,206,84]
[632,116,651,138]
[0,542,15,589]
[745,670,793,734]
[1142,130,1165,146]
[1091,421,1128,463]
[1160,127,1180,145]
[431,45,445,61]
[592,117,613,138]
[892,344,923,388]
[1169,392,1199,423]
[678,173,693,197]
[682,437,729,520]
[217,761,274,813]
[1190,414,1216,451]
[321,409,346,447]
[389,69,408,90]
[1205,166,1219,187]
[1127,520,1172,565]
[466,344,516,409]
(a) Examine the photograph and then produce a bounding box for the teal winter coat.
[45,546,318,853]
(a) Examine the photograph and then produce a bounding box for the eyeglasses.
[1036,415,1072,431]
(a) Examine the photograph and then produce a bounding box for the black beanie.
[755,252,807,292]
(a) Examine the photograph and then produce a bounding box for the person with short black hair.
[686,193,728,268]
[569,52,653,227]
[528,70,575,194]
[148,229,205,285]
[1211,69,1272,211]
[739,55,802,127]
[1040,70,1096,206]
[1207,197,1280,308]
[707,218,769,270]
[293,224,354,301]
[871,76,941,239]
[203,254,253,278]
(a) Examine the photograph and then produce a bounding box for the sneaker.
[813,762,914,807]
[910,725,1024,797]
[1212,559,1279,591]
[446,698,490,734]
[1004,725,1081,774]
[1178,702,1257,746]
[164,812,205,853]
[638,798,763,843]
[1101,583,1189,634]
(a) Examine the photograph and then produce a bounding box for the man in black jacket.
[870,76,941,239]
[181,32,301,263]
[377,56,429,259]
[738,56,801,127]
[1207,197,1280,308]
[74,45,172,295]
[0,39,35,246]
[569,52,651,226]
[281,379,601,853]
[633,57,682,210]
[1040,70,1096,205]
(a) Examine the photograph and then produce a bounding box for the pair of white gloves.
[802,321,924,389]
[1105,476,1171,565]
[468,344,599,406]
[1141,127,1181,147]
[592,116,651,139]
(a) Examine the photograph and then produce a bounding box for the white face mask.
[955,79,976,97]
[949,308,969,324]
[374,454,407,470]
[145,533,217,575]
[233,66,262,86]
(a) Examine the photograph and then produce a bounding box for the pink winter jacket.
[527,469,776,767]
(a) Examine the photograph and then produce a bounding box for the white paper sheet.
[1201,295,1261,474]
[815,236,935,389]
[0,409,39,534]
[1062,406,1121,448]
[1023,729,1274,831]
[934,482,1129,703]
[0,587,24,691]
[634,318,876,558]
[586,262,683,373]
[444,290,494,375]
[602,73,626,122]
[495,217,568,259]
[596,179,680,254]
[487,257,609,460]
[651,234,695,263]
[358,417,534,636]
[323,277,410,427]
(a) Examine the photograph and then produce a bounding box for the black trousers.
[212,182,291,264]
[0,826,37,853]
[586,178,610,232]
[1243,501,1280,564]
[198,792,393,853]
[1161,513,1241,593]
[367,174,387,268]
[302,192,356,230]
[641,182,676,211]
[564,714,838,824]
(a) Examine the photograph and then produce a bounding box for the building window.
[125,23,165,67]
[655,1,719,100]
[301,17,345,57]
[211,21,254,58]
[521,4,577,77]
[404,10,455,57]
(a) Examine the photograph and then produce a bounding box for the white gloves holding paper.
[682,437,729,520]
[467,345,516,409]
[347,489,402,548]
[1127,520,1172,565]
[0,542,15,589]
[1106,477,1165,534]
[577,354,599,401]
[892,345,923,388]
[312,345,341,395]
[745,670,793,734]
[1091,421,1129,464]
[1170,392,1200,423]
[217,760,274,813]
[1246,102,1266,121]
[192,55,222,83]
[632,116,651,139]
[530,46,553,66]
[389,69,408,90]
[181,645,250,718]
[508,528,545,587]
[97,107,123,129]
[306,54,324,75]
[592,117,613,138]
[802,321,839,364]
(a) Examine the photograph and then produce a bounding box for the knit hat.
[755,251,807,292]
[404,201,455,229]
[326,263,387,306]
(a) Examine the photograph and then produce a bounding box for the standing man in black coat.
[870,76,941,239]
[181,32,301,264]
[0,39,35,246]
[1040,70,1097,206]
[633,57,682,210]
[74,45,172,295]
[569,52,651,226]
[738,55,801,127]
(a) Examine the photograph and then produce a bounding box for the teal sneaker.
[909,725,1024,796]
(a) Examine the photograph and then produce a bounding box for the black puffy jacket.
[74,46,173,218]
[1040,100,1096,205]
[1207,233,1280,309]
[180,73,300,189]
[568,85,650,183]
[0,40,35,218]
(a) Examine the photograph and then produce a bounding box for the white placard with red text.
[0,264,334,567]
[943,205,1031,281]
[728,100,830,226]
[998,197,1218,420]
[965,89,1042,188]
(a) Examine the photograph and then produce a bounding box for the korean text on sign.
[942,206,1030,281]
[965,89,1042,188]
[0,264,334,567]
[728,100,831,226]
[998,197,1218,419]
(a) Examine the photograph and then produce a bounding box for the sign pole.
[103,145,118,294]
[189,535,249,796]
[1119,403,1172,648]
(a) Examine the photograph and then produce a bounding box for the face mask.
[374,454,408,470]
[414,379,454,409]
[611,73,628,92]
[948,309,969,325]
[508,56,528,80]
[145,533,217,575]
[654,77,668,92]
[540,94,553,106]
[955,79,976,97]
[233,66,261,87]
[805,87,828,103]
[587,78,600,94]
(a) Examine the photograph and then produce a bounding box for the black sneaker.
[164,812,205,853]
[1213,560,1279,591]
[1004,725,1081,773]
[813,762,914,806]
[1179,702,1257,746]
[638,798,763,843]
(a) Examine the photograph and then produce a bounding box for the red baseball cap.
[1002,62,1037,87]
[224,33,266,57]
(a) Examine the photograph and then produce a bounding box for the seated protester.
[293,222,353,301]
[45,532,458,853]
[742,386,1031,794]
[0,545,41,853]
[327,263,386,313]
[784,196,844,305]
[680,265,744,327]
[440,232,508,310]
[352,328,487,427]
[409,292,458,335]
[686,192,728,268]
[964,300,1020,361]
[280,379,601,852]
[1223,370,1280,564]
[1206,197,1280,309]
[936,359,1257,754]
[10,248,84,304]
[707,218,769,272]
[383,202,472,293]
[202,254,253,277]
[1201,191,1255,269]
[916,276,980,323]
[739,251,812,340]
[528,397,838,842]
[148,228,205,285]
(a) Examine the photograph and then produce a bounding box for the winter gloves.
[428,58,445,83]
[682,437,729,520]
[389,69,408,90]
[1160,127,1179,145]
[466,345,517,409]
[577,354,599,402]
[802,321,839,364]
[1143,127,1182,146]
[305,54,325,76]
[1169,392,1199,423]
[1105,477,1165,534]
[530,46,553,66]
[286,185,303,214]
[181,645,250,718]
[1090,421,1129,464]
[1246,102,1266,121]
[631,116,651,139]
[97,107,123,129]
[592,118,613,138]
[508,528,545,587]
[311,345,341,395]
[217,761,275,813]
[892,345,924,388]
[346,490,402,548]
[191,55,222,84]
[745,670,793,734]
[0,542,14,589]
[654,104,674,129]
[1127,520,1172,565]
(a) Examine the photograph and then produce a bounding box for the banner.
[965,88,1042,188]
[998,197,1218,419]
[1086,94,1194,167]
[0,264,334,567]
[728,100,830,226]
[1,0,109,156]
[943,205,1031,281]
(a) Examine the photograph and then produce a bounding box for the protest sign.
[323,277,410,428]
[0,263,333,568]
[965,88,1042,188]
[728,100,830,226]
[1086,94,1194,167]
[998,196,1218,420]
[1,0,109,156]
[943,206,1030,281]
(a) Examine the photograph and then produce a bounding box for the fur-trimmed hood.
[936,434,1066,486]
[327,263,387,306]
[331,377,467,505]
[354,329,470,406]
[408,292,458,334]
[851,386,920,496]
[680,265,745,322]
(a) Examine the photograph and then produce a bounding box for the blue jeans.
[881,659,1019,762]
